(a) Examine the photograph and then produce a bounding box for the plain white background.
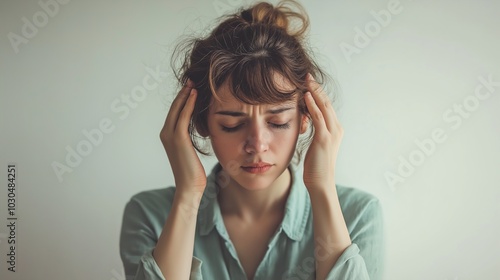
[1,0,499,279]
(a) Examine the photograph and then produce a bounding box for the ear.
[299,114,309,134]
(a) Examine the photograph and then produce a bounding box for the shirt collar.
[198,162,310,241]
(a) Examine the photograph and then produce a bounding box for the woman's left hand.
[302,73,344,193]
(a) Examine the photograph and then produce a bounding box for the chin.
[238,181,272,191]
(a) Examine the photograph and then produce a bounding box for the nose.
[244,127,271,154]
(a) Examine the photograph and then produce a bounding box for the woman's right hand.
[160,79,207,194]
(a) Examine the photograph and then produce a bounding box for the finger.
[306,74,336,133]
[176,88,197,133]
[304,91,328,139]
[164,80,195,135]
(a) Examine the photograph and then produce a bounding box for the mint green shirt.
[120,162,384,280]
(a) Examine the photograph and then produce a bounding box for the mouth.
[241,163,273,174]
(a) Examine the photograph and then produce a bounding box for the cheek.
[210,134,243,156]
[280,132,298,146]
[268,127,301,148]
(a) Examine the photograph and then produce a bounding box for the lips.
[241,162,272,174]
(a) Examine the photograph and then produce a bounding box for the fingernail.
[186,79,194,87]
[308,74,315,81]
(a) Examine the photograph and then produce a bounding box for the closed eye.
[269,122,290,130]
[221,125,241,132]
[221,122,290,133]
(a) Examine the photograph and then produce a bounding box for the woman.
[120,1,384,279]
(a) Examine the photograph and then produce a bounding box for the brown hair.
[171,0,333,165]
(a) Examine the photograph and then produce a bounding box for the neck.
[217,166,292,222]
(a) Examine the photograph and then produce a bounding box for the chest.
[223,216,282,280]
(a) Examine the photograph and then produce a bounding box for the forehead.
[210,73,298,110]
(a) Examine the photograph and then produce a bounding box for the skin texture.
[154,73,351,280]
[206,73,309,221]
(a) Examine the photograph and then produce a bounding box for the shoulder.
[336,184,380,207]
[129,186,176,205]
[335,185,385,278]
[335,184,382,224]
[124,186,177,220]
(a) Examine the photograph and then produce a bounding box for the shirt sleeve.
[119,196,204,280]
[324,198,385,280]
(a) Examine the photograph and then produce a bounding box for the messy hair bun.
[171,0,331,165]
[240,1,309,40]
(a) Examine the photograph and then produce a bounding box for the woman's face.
[206,77,308,191]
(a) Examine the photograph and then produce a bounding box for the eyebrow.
[215,106,295,117]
